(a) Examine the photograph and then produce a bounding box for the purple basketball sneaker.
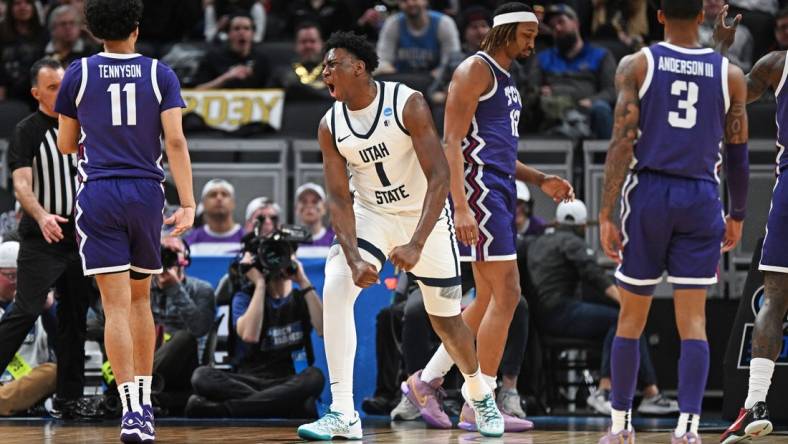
[402,370,452,429]
[120,410,154,443]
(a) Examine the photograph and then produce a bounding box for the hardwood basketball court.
[1,417,785,443]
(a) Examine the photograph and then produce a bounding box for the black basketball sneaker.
[720,401,773,443]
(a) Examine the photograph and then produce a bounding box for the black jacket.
[526,227,612,314]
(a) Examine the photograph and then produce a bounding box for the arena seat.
[279,99,333,138]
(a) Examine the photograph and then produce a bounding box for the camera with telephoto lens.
[161,246,180,269]
[239,219,312,278]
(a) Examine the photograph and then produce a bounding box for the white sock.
[462,366,492,401]
[745,358,775,409]
[611,408,632,434]
[135,375,152,407]
[323,262,362,419]
[482,373,497,392]
[118,381,141,415]
[421,344,455,383]
[675,413,700,437]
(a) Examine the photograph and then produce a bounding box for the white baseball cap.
[515,181,531,203]
[201,179,235,200]
[295,182,326,201]
[0,241,20,268]
[556,199,587,225]
[245,196,281,221]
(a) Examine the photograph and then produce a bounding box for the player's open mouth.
[327,82,336,96]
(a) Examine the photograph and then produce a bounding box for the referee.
[2,58,94,418]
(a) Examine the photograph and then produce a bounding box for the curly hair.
[324,31,379,73]
[661,0,702,20]
[85,0,143,41]
[480,2,533,54]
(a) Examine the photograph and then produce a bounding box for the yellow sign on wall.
[182,89,285,132]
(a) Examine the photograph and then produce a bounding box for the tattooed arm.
[722,63,749,252]
[599,52,646,263]
[745,51,786,104]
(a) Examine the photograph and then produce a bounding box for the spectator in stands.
[138,0,203,46]
[293,183,334,258]
[286,0,359,41]
[428,5,492,104]
[195,13,270,90]
[527,200,678,416]
[269,21,330,100]
[0,241,58,416]
[204,0,265,44]
[529,4,616,139]
[700,0,753,71]
[375,0,460,76]
[727,0,778,58]
[185,251,324,418]
[0,0,46,104]
[515,181,547,237]
[589,0,648,52]
[44,5,97,66]
[775,7,788,50]
[150,236,216,415]
[242,196,280,237]
[185,179,244,255]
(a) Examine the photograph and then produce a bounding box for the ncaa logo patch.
[384,107,393,117]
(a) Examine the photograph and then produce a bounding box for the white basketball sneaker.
[297,410,363,441]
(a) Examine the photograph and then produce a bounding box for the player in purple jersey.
[54,1,195,442]
[599,1,749,443]
[407,2,573,434]
[715,6,788,443]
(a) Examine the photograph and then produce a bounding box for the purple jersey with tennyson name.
[55,52,185,182]
[462,51,522,177]
[774,52,788,175]
[635,42,728,183]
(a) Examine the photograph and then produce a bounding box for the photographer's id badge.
[6,353,32,380]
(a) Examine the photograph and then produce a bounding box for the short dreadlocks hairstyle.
[86,0,143,41]
[480,2,534,54]
[661,0,702,20]
[324,31,379,73]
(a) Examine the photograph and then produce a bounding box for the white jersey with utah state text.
[325,81,428,216]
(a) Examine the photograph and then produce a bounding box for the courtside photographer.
[186,221,324,418]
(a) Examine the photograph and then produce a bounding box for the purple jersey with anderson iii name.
[635,42,728,183]
[55,52,185,182]
[462,51,522,176]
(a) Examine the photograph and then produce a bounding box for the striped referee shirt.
[8,110,79,238]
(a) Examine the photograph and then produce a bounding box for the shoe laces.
[472,395,500,423]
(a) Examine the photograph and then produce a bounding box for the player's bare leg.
[722,272,788,442]
[130,274,156,434]
[472,261,521,376]
[129,276,155,377]
[672,289,709,442]
[96,272,153,442]
[96,272,134,385]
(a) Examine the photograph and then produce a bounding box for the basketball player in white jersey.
[295,31,505,440]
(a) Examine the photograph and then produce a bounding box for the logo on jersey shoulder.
[359,142,390,163]
[337,134,351,143]
[384,107,393,117]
